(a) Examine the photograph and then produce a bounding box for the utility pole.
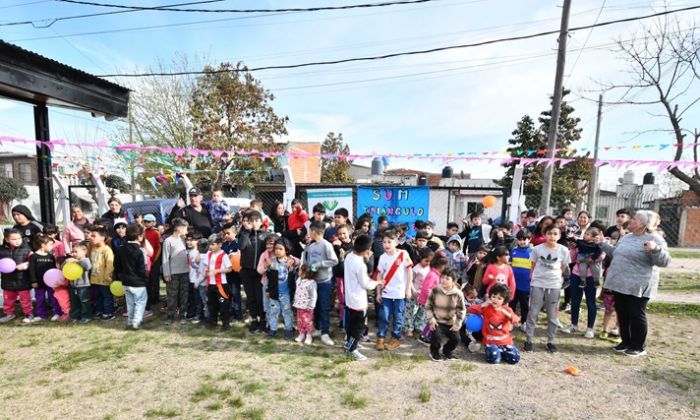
[539,0,573,216]
[128,104,136,201]
[586,94,603,218]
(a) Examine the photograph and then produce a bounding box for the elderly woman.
[62,206,92,252]
[602,210,671,357]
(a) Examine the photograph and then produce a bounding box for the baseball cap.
[189,187,202,196]
[143,214,156,222]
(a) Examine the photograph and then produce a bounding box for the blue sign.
[357,186,430,233]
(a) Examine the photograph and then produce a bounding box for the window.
[0,163,12,178]
[19,163,32,182]
[467,202,483,215]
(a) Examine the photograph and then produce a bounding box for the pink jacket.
[418,267,441,306]
[62,222,89,253]
[257,251,300,284]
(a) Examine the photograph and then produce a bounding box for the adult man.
[168,187,214,238]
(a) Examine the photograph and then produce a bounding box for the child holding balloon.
[467,284,521,364]
[0,229,33,323]
[66,242,92,323]
[28,234,61,322]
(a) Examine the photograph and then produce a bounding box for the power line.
[0,0,51,9]
[56,0,437,13]
[566,0,606,80]
[97,4,700,78]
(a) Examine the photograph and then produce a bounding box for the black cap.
[188,187,202,196]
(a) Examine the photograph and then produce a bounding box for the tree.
[600,17,700,194]
[0,176,28,220]
[101,174,131,196]
[320,132,354,183]
[190,62,289,190]
[499,91,591,210]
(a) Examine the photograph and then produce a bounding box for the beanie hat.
[11,205,34,221]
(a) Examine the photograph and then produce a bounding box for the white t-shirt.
[344,252,379,311]
[378,250,413,299]
[188,249,206,287]
[206,250,232,285]
[530,243,571,289]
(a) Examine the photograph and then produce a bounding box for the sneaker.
[560,325,578,334]
[303,334,312,345]
[349,349,368,361]
[295,333,306,343]
[22,315,34,324]
[221,324,230,332]
[613,343,628,353]
[132,323,140,330]
[267,330,277,339]
[519,323,527,333]
[191,318,201,325]
[180,318,188,325]
[443,353,458,361]
[50,314,60,322]
[624,348,647,357]
[0,314,16,323]
[599,331,609,339]
[122,312,128,317]
[418,335,431,346]
[429,352,442,362]
[555,319,564,329]
[375,337,385,351]
[31,316,44,323]
[468,342,481,353]
[320,334,335,346]
[142,310,154,319]
[610,328,620,337]
[584,328,595,339]
[284,330,294,340]
[93,312,103,319]
[101,314,116,321]
[524,341,533,352]
[403,331,413,338]
[248,321,258,333]
[58,314,70,322]
[546,343,558,353]
[385,337,401,351]
[79,318,91,324]
[361,335,371,342]
[163,318,173,325]
[311,329,322,338]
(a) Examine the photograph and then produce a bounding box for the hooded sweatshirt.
[11,205,43,246]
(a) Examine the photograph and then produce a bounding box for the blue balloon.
[465,314,483,332]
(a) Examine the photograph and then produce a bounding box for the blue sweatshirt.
[510,245,533,292]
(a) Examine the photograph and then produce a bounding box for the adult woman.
[602,210,670,357]
[530,216,554,246]
[271,201,289,234]
[573,211,591,239]
[101,197,128,232]
[63,206,92,252]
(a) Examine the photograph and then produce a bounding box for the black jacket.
[0,242,32,291]
[238,228,266,270]
[115,242,147,287]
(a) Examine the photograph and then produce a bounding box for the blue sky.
[1,0,699,191]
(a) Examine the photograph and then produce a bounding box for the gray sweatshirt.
[301,239,338,283]
[602,232,671,298]
[162,236,190,276]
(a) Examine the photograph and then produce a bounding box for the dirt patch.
[0,307,698,420]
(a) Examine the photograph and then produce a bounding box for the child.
[509,229,533,331]
[238,211,267,333]
[264,238,300,339]
[110,220,128,252]
[162,218,191,324]
[208,189,231,232]
[294,264,318,345]
[89,227,115,320]
[375,229,413,351]
[426,268,466,361]
[417,253,450,344]
[28,234,60,322]
[343,234,380,361]
[459,284,483,352]
[301,221,338,346]
[481,246,516,299]
[67,242,92,323]
[460,212,492,257]
[0,229,33,323]
[575,226,603,288]
[115,224,148,330]
[465,245,489,294]
[324,207,349,242]
[220,223,242,322]
[43,224,66,260]
[257,234,278,331]
[403,247,433,338]
[332,224,354,329]
[190,237,210,324]
[468,284,521,364]
[205,234,233,331]
[524,224,571,353]
[443,235,467,280]
[142,214,161,312]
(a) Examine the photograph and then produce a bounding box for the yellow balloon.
[110,281,125,297]
[62,262,84,281]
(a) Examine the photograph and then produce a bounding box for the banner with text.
[307,188,354,216]
[357,186,429,233]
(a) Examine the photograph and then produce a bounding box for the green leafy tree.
[190,62,289,190]
[101,174,131,196]
[321,132,354,183]
[499,90,591,210]
[0,176,28,220]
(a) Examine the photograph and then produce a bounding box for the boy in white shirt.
[205,234,233,332]
[343,234,379,361]
[376,229,413,351]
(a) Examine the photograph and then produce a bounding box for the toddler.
[265,238,300,339]
[468,284,521,364]
[294,264,319,345]
[403,247,434,337]
[0,229,33,323]
[28,234,61,321]
[66,242,92,323]
[575,227,603,288]
[460,284,483,352]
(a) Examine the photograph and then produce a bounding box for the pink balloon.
[43,268,65,289]
[0,258,16,274]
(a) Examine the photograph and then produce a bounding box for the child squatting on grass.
[425,267,466,361]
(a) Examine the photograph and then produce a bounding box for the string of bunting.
[3,135,700,173]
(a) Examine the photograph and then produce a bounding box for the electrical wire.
[95,5,700,78]
[566,0,607,81]
[55,0,438,13]
[0,0,51,9]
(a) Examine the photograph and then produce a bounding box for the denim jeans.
[125,286,148,327]
[569,274,597,328]
[313,280,332,334]
[197,285,209,320]
[92,284,115,316]
[268,292,293,332]
[485,344,520,364]
[377,297,406,339]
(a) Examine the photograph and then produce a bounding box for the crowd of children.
[1,200,639,364]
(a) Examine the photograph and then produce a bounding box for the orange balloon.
[229,252,242,272]
[482,195,497,208]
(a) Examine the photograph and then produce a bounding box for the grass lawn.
[659,271,700,293]
[1,304,699,419]
[670,248,700,259]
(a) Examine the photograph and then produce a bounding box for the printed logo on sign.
[322,200,339,211]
